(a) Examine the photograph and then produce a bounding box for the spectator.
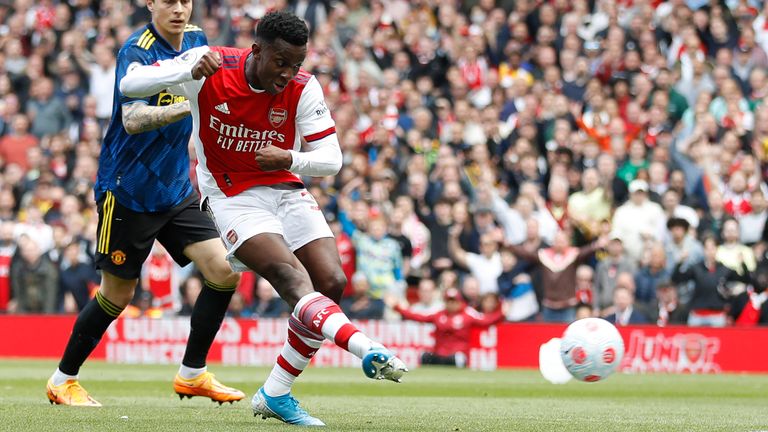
[460,275,482,312]
[58,241,99,312]
[509,230,605,322]
[85,45,116,123]
[611,179,666,262]
[568,168,612,241]
[1,0,767,333]
[698,189,728,243]
[385,287,503,368]
[142,242,179,312]
[0,114,38,170]
[664,217,703,273]
[9,235,58,314]
[604,285,650,326]
[251,277,289,319]
[741,189,767,245]
[178,276,203,317]
[409,278,443,315]
[26,77,72,138]
[634,242,671,313]
[673,236,748,327]
[13,203,54,253]
[594,235,636,314]
[497,248,538,322]
[717,219,757,280]
[653,280,689,327]
[574,265,595,309]
[341,214,404,299]
[122,291,163,319]
[730,259,768,326]
[661,189,699,230]
[448,226,502,296]
[340,272,385,320]
[227,292,251,319]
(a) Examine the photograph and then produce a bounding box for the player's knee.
[317,271,346,303]
[262,262,311,305]
[100,275,138,308]
[205,259,240,288]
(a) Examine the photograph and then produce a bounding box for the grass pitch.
[0,360,766,431]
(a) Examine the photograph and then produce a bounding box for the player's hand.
[255,145,293,171]
[192,51,221,80]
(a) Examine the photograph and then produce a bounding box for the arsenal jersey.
[164,46,336,200]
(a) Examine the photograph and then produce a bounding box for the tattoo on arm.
[122,101,191,134]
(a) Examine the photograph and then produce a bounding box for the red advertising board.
[0,315,766,373]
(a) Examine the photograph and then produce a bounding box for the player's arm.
[256,76,342,175]
[122,101,191,135]
[119,46,220,98]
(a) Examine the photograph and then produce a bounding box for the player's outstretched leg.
[173,282,245,404]
[294,292,408,383]
[253,317,325,426]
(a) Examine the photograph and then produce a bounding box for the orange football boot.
[173,372,245,405]
[46,379,102,407]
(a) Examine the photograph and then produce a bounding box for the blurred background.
[0,0,766,336]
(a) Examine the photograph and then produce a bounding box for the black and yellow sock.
[181,280,236,369]
[58,291,124,376]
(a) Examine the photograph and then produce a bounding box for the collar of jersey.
[243,52,266,94]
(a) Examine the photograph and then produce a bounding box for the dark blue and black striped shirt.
[95,23,207,212]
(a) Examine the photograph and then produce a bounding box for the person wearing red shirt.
[120,11,406,426]
[387,288,503,367]
[0,114,38,170]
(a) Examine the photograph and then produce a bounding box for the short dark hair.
[256,11,309,46]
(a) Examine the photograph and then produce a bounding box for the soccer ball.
[559,318,624,382]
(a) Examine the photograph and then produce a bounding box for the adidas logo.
[215,102,230,114]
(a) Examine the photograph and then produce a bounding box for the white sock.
[263,318,324,397]
[51,369,78,386]
[178,364,207,380]
[347,332,374,359]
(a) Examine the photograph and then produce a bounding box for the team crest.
[226,229,238,245]
[269,107,288,128]
[111,250,126,265]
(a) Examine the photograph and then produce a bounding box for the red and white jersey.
[162,46,337,200]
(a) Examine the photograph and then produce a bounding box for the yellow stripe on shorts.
[99,192,115,254]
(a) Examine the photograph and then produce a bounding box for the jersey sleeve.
[289,76,342,176]
[119,46,210,100]
[117,46,155,106]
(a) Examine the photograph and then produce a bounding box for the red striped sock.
[262,318,324,397]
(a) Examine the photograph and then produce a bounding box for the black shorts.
[94,191,220,280]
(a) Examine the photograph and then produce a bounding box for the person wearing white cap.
[611,179,666,263]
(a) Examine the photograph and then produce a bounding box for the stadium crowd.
[1,0,768,327]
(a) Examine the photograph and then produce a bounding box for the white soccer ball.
[559,318,625,382]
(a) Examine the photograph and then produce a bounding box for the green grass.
[0,360,767,431]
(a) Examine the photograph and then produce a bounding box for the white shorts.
[206,186,333,272]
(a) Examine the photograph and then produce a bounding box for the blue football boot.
[251,387,325,426]
[362,348,408,383]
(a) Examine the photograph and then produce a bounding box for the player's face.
[148,0,191,36]
[251,39,307,95]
